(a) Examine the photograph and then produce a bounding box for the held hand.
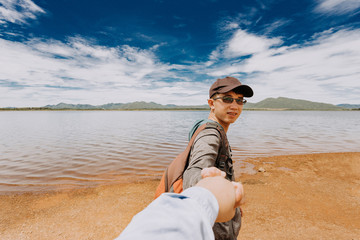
[201,167,244,207]
[199,167,245,222]
[232,181,245,208]
[201,167,226,178]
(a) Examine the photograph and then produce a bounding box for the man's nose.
[229,100,239,108]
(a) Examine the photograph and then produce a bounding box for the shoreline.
[1,108,358,111]
[0,151,357,196]
[1,152,359,239]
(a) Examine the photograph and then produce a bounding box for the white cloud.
[0,0,45,25]
[206,28,360,104]
[1,21,360,107]
[314,0,360,15]
[223,22,239,31]
[0,37,208,107]
[262,19,292,35]
[212,29,282,59]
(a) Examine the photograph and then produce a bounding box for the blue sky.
[0,0,359,107]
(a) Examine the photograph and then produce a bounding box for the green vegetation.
[244,97,345,110]
[1,97,358,111]
[337,104,360,110]
[0,102,210,111]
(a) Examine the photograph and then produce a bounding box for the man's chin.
[227,117,238,124]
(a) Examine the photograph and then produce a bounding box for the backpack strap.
[204,122,233,180]
[164,120,233,192]
[164,123,208,192]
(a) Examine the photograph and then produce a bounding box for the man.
[116,167,245,240]
[183,76,253,239]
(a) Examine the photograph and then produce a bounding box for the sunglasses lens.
[222,97,233,103]
[235,98,244,105]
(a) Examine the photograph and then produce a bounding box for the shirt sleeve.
[183,128,220,189]
[115,186,219,240]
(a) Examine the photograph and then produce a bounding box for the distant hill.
[43,102,210,110]
[336,104,360,109]
[44,103,99,109]
[2,97,357,111]
[244,97,344,110]
[44,98,346,110]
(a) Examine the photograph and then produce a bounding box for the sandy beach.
[1,152,359,240]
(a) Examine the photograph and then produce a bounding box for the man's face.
[208,91,244,128]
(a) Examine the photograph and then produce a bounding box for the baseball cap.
[209,76,254,98]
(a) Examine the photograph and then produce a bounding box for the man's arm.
[116,169,244,240]
[183,128,221,189]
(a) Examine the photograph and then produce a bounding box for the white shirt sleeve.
[115,186,219,240]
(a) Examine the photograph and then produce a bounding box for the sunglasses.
[213,96,247,105]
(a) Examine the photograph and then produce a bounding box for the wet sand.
[1,152,359,240]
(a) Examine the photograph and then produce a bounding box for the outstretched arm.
[116,168,244,240]
[198,167,244,222]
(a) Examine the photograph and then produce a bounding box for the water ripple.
[0,110,359,193]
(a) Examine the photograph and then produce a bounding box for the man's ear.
[208,99,215,110]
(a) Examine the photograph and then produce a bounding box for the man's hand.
[201,167,226,178]
[197,167,245,222]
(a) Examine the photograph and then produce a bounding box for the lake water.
[0,110,359,193]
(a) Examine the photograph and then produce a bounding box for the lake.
[0,110,359,193]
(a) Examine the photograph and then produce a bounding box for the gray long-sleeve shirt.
[183,128,221,189]
[183,126,241,240]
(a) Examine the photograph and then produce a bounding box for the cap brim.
[217,84,253,97]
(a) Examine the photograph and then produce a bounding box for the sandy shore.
[1,152,359,240]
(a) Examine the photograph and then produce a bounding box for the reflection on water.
[0,110,359,193]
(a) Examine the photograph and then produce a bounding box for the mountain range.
[243,97,351,110]
[39,97,358,110]
[2,97,359,110]
[43,101,208,110]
